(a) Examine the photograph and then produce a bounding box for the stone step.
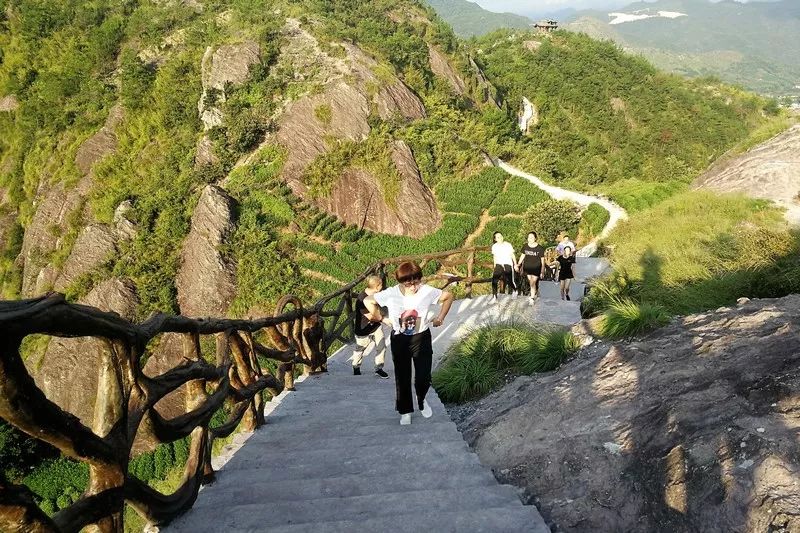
[262,411,451,430]
[248,419,461,443]
[261,506,550,533]
[169,486,524,530]
[191,469,500,508]
[212,444,484,483]
[245,425,465,451]
[220,440,471,472]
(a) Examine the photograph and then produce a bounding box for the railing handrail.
[0,245,495,533]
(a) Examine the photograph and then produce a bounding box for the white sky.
[472,0,755,16]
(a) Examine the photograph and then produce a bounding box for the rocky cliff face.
[17,106,125,297]
[453,296,800,533]
[694,124,800,226]
[176,184,237,318]
[31,278,139,426]
[273,20,442,237]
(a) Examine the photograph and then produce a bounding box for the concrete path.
[165,260,606,533]
[495,160,628,257]
[166,353,550,532]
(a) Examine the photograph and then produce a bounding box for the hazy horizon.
[472,0,770,18]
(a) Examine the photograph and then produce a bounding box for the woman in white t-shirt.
[490,232,516,301]
[364,262,454,425]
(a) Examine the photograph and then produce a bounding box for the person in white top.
[556,233,576,256]
[490,232,516,301]
[364,261,454,425]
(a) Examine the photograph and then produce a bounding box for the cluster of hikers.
[348,234,578,425]
[491,231,578,302]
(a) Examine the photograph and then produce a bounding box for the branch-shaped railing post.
[466,250,475,298]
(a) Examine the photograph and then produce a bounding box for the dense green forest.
[0,0,795,526]
[470,29,774,209]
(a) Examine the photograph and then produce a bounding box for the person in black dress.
[516,232,545,303]
[554,246,577,300]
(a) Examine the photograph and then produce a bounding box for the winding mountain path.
[495,159,628,257]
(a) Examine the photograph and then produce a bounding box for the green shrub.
[433,323,580,403]
[488,176,549,216]
[523,199,581,246]
[577,202,610,245]
[22,458,89,516]
[516,330,581,373]
[598,298,671,338]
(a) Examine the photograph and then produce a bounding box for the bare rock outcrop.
[428,44,466,95]
[53,225,117,292]
[176,184,237,317]
[376,81,426,121]
[319,141,440,237]
[0,94,19,112]
[198,42,261,130]
[17,179,92,296]
[277,81,370,195]
[694,125,800,226]
[18,105,124,296]
[75,104,124,176]
[32,278,139,426]
[453,296,800,532]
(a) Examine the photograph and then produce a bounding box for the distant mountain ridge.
[425,0,533,37]
[565,0,800,96]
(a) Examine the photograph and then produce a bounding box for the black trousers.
[390,329,433,414]
[492,264,515,296]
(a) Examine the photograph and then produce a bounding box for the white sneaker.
[421,400,433,418]
[400,413,411,425]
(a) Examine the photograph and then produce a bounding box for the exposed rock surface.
[277,81,370,195]
[176,184,237,317]
[0,94,19,112]
[694,124,800,226]
[428,44,466,95]
[18,105,124,296]
[195,135,219,167]
[376,81,426,121]
[75,105,124,176]
[452,295,800,533]
[53,225,117,292]
[317,141,440,238]
[17,179,92,296]
[32,278,139,427]
[198,41,261,130]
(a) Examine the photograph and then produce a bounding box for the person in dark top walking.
[553,246,577,300]
[352,275,389,378]
[516,231,545,303]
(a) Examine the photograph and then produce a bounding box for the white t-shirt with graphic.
[491,241,515,266]
[373,284,443,336]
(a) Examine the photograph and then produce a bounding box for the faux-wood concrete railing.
[0,246,491,532]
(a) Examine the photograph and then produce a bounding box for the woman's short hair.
[493,231,502,241]
[528,231,538,240]
[395,261,423,283]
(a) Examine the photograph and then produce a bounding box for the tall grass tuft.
[433,323,580,403]
[516,330,581,374]
[433,356,502,404]
[598,298,670,339]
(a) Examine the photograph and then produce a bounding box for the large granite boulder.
[428,44,466,95]
[32,279,139,427]
[198,42,261,130]
[53,225,117,292]
[176,184,237,318]
[454,295,800,533]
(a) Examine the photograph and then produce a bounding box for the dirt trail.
[464,209,493,248]
[494,160,628,257]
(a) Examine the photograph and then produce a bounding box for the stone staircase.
[166,259,609,532]
[166,351,549,532]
